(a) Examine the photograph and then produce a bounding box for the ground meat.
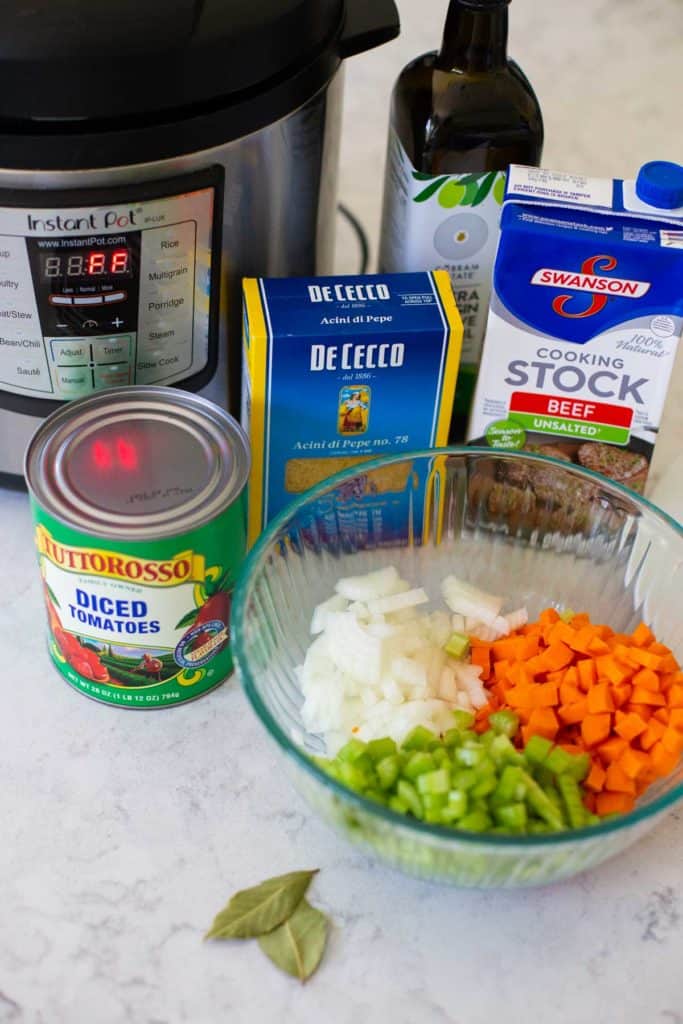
[501,444,573,490]
[577,443,649,494]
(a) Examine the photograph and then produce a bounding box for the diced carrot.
[596,791,635,816]
[541,641,574,672]
[527,706,559,740]
[595,655,632,686]
[505,685,536,709]
[619,747,650,780]
[631,687,666,707]
[520,635,541,660]
[653,708,670,725]
[563,665,579,687]
[568,627,596,655]
[532,682,559,708]
[491,636,527,663]
[660,727,683,757]
[610,643,643,667]
[539,607,561,625]
[587,636,610,655]
[632,667,660,692]
[667,684,683,708]
[507,662,534,688]
[548,620,578,647]
[614,711,648,741]
[611,683,633,708]
[581,713,612,747]
[558,742,584,755]
[605,762,636,795]
[598,736,628,763]
[587,683,615,714]
[639,719,666,750]
[631,622,655,647]
[659,654,680,674]
[649,641,673,656]
[583,791,597,814]
[585,761,607,792]
[493,659,511,683]
[558,700,588,725]
[577,658,597,691]
[470,645,491,679]
[650,742,680,777]
[628,648,664,671]
[624,703,653,721]
[669,709,683,731]
[559,681,582,705]
[571,613,591,628]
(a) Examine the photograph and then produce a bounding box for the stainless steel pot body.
[0,73,343,477]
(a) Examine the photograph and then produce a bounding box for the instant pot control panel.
[0,168,223,408]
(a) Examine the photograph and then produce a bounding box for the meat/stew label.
[467,165,683,493]
[31,504,245,708]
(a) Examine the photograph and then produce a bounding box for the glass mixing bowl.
[232,449,683,887]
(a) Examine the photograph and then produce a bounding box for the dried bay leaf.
[205,869,317,940]
[258,899,328,983]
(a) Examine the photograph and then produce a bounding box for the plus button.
[111,316,124,329]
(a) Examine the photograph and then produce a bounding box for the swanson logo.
[530,255,651,319]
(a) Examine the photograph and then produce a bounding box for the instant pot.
[0,0,399,479]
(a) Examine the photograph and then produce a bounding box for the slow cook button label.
[135,347,191,384]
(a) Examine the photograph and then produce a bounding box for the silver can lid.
[24,386,250,540]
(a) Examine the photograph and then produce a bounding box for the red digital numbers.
[110,249,129,274]
[86,252,107,275]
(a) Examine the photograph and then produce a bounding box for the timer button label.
[94,336,131,363]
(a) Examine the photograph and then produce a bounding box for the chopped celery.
[397,780,424,819]
[404,752,435,780]
[493,803,528,829]
[451,768,478,791]
[416,768,451,796]
[557,774,587,829]
[519,770,564,830]
[444,631,470,659]
[366,737,398,762]
[376,755,400,791]
[459,810,492,832]
[488,710,520,738]
[422,792,448,811]
[524,735,554,766]
[454,745,485,768]
[337,738,368,763]
[451,709,475,731]
[401,726,438,752]
[442,728,463,749]
[314,718,612,837]
[559,607,576,623]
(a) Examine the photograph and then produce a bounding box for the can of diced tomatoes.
[24,386,249,709]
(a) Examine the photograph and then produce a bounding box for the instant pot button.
[94,336,131,363]
[56,366,92,396]
[103,291,127,304]
[48,295,73,306]
[50,339,90,365]
[73,295,104,306]
[94,362,131,388]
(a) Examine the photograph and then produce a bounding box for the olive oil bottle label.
[379,129,505,371]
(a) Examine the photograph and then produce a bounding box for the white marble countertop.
[2,1,683,1021]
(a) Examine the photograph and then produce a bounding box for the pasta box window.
[241,273,463,546]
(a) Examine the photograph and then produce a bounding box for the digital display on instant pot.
[40,247,133,280]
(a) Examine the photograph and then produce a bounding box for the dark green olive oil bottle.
[379,0,543,440]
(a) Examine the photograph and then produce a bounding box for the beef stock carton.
[467,163,683,495]
[242,272,462,547]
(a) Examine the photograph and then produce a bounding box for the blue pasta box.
[241,272,463,547]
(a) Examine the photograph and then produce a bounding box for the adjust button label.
[50,339,90,365]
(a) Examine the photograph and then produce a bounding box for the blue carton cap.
[636,160,683,210]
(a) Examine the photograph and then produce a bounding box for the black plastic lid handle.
[339,0,400,58]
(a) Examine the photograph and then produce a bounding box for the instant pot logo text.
[26,209,138,233]
[35,526,205,586]
[531,255,651,319]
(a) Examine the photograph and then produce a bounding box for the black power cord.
[337,202,370,275]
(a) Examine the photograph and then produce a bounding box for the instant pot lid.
[0,0,398,122]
